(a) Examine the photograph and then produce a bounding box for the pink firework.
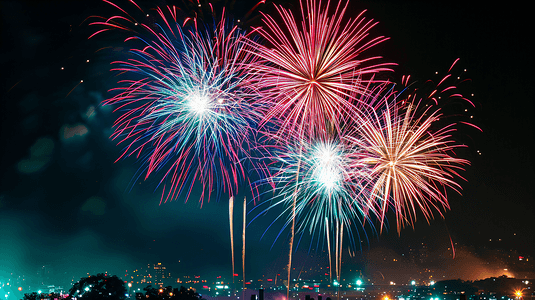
[249,0,394,138]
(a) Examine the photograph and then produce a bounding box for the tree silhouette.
[68,273,127,300]
[141,285,203,300]
[24,292,62,300]
[142,285,159,299]
[173,286,203,300]
[23,292,39,300]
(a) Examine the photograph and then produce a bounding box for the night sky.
[1,0,533,286]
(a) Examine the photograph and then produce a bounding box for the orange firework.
[348,85,471,232]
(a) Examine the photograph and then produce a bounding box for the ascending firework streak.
[324,219,346,287]
[229,197,235,284]
[230,197,248,291]
[247,0,393,296]
[91,3,263,205]
[325,219,332,282]
[242,197,246,300]
[331,221,344,300]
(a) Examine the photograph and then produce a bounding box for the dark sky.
[1,0,533,287]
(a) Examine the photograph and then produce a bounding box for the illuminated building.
[153,263,170,287]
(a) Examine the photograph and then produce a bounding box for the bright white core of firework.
[188,92,210,114]
[313,143,342,191]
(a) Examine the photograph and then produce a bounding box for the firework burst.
[253,132,371,247]
[248,0,394,137]
[92,4,263,205]
[348,82,471,232]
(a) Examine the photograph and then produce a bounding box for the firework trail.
[337,223,343,300]
[335,221,339,285]
[66,80,84,98]
[229,196,235,284]
[287,193,297,298]
[242,196,246,300]
[348,79,473,232]
[325,219,332,282]
[336,221,343,285]
[449,232,456,259]
[91,3,264,205]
